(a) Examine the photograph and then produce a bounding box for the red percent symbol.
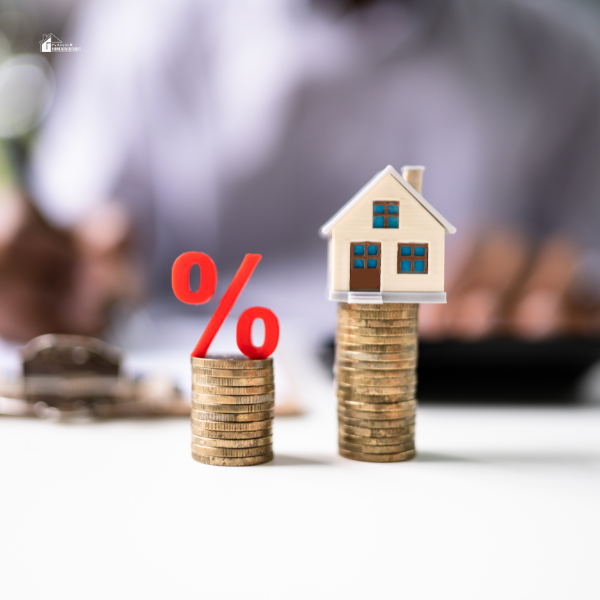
[171,252,280,359]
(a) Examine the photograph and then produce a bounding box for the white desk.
[0,318,599,600]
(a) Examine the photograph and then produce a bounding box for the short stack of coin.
[335,302,418,462]
[191,355,274,466]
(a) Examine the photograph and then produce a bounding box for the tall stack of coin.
[191,355,274,466]
[335,303,418,462]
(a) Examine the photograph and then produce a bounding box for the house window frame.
[397,243,429,274]
[373,201,399,229]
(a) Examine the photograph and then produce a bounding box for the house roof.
[319,165,457,238]
[40,33,62,44]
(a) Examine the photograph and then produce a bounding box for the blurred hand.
[0,190,141,342]
[419,230,600,341]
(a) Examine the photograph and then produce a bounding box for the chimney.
[401,165,425,194]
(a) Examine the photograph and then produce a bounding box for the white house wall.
[331,174,445,292]
[327,236,334,292]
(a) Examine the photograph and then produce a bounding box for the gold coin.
[338,399,417,412]
[337,325,418,337]
[336,336,417,345]
[335,323,417,336]
[339,424,414,438]
[336,341,418,351]
[191,366,273,378]
[337,382,415,393]
[192,374,274,387]
[338,416,415,437]
[339,448,415,463]
[338,313,417,323]
[336,342,418,354]
[191,427,273,440]
[335,372,416,385]
[191,400,274,413]
[336,390,415,403]
[338,441,415,454]
[338,302,417,313]
[335,365,416,376]
[338,304,417,313]
[336,370,418,380]
[339,433,414,446]
[337,389,416,399]
[191,417,272,431]
[336,378,416,389]
[336,349,417,362]
[335,374,417,395]
[192,434,273,448]
[336,334,417,346]
[336,358,417,371]
[192,384,275,396]
[335,364,415,376]
[338,427,414,440]
[337,396,416,406]
[337,407,416,421]
[191,443,272,458]
[337,317,417,328]
[192,452,274,466]
[191,409,274,422]
[335,369,417,387]
[192,391,274,405]
[338,311,417,319]
[337,378,416,390]
[337,383,417,396]
[191,355,273,370]
[338,414,415,428]
[337,316,417,326]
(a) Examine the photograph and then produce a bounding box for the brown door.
[350,242,381,291]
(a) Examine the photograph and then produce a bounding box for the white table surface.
[1,317,599,600]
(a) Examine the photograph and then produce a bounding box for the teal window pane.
[400,246,412,257]
[367,259,378,269]
[414,246,425,257]
[354,245,365,256]
[387,204,399,214]
[373,216,384,228]
[388,216,399,228]
[400,260,412,272]
[354,259,364,269]
[374,204,385,214]
[414,260,425,272]
[367,245,378,255]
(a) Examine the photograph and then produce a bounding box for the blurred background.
[2,0,600,403]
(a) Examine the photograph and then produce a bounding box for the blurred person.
[1,0,600,341]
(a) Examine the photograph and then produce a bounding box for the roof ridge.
[319,165,456,237]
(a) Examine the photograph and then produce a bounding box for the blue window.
[372,202,399,228]
[367,259,378,269]
[354,259,364,268]
[354,245,365,256]
[367,245,378,255]
[398,243,428,273]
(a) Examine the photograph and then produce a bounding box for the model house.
[39,34,64,52]
[320,165,456,304]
